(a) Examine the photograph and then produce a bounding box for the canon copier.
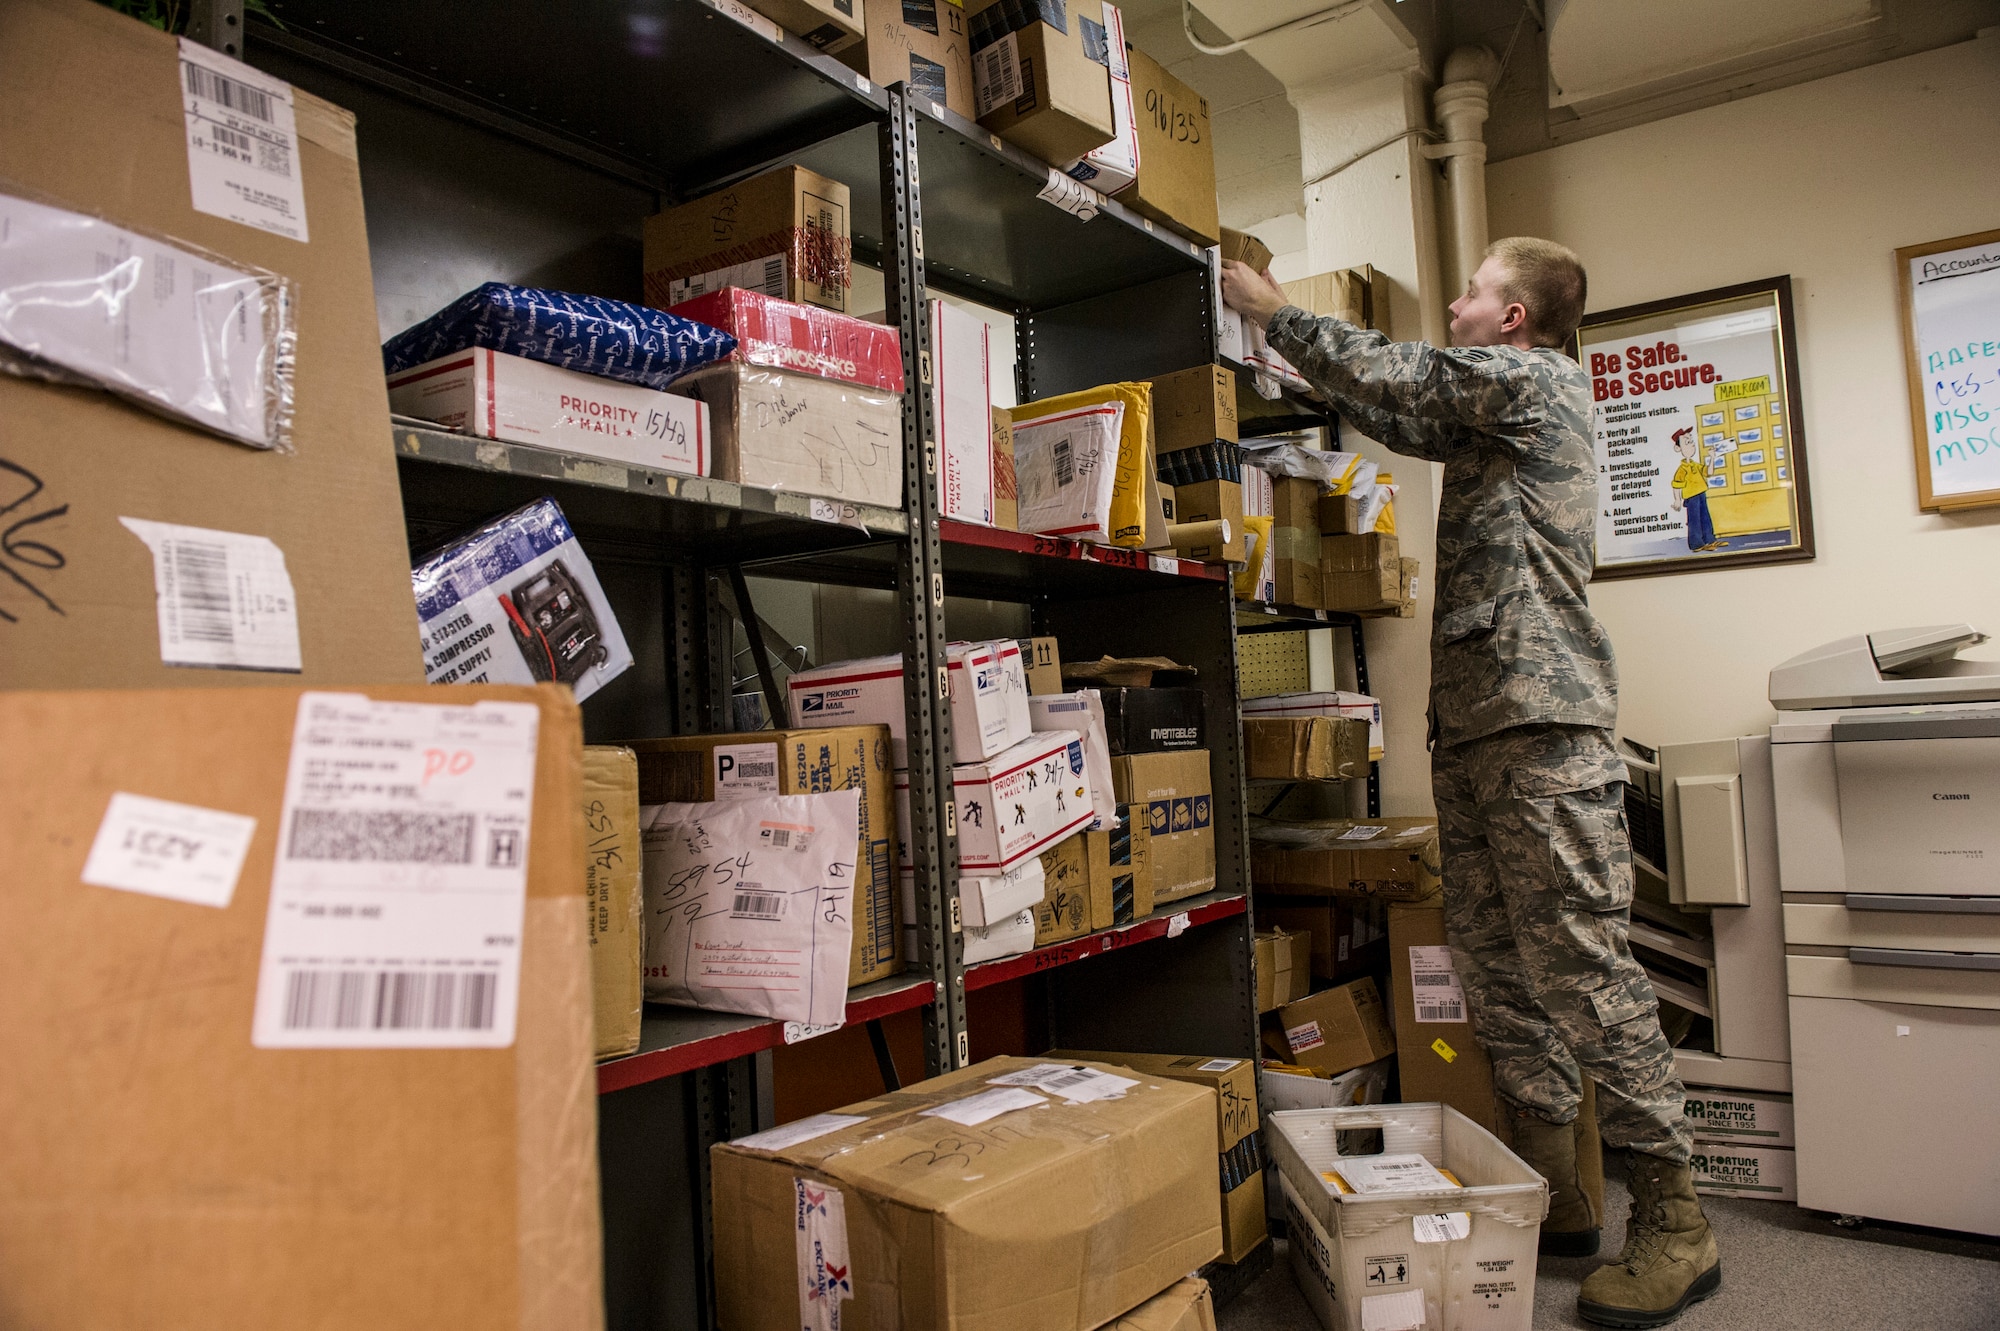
[1768,626,2000,1235]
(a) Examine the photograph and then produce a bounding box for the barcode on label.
[1034,1066,1102,1092]
[974,38,1023,115]
[184,61,274,122]
[758,256,785,296]
[162,539,233,645]
[281,968,497,1030]
[287,809,477,864]
[1415,973,1457,986]
[732,891,787,920]
[1418,1003,1463,1021]
[212,125,254,153]
[760,820,813,852]
[735,761,776,781]
[1053,435,1074,486]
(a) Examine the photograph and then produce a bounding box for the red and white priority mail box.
[895,729,1097,873]
[931,298,994,525]
[387,347,708,476]
[668,285,905,393]
[787,640,1029,768]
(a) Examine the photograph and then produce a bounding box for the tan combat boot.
[1504,1103,1600,1257]
[1577,1156,1721,1328]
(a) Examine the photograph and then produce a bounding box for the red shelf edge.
[963,893,1248,991]
[596,977,937,1094]
[939,519,1224,582]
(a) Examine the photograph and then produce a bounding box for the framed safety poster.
[1570,276,1815,579]
[1897,227,2000,513]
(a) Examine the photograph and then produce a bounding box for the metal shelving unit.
[236,4,1279,1325]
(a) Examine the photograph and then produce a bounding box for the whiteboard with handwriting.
[1900,228,2000,510]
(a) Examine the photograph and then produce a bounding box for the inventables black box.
[1097,686,1205,754]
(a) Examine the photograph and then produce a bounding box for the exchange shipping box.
[953,730,1097,872]
[1267,978,1396,1077]
[0,0,423,688]
[0,683,600,1329]
[841,0,977,119]
[669,362,902,507]
[1120,47,1219,245]
[630,726,901,987]
[583,746,644,1060]
[1250,817,1441,900]
[1243,716,1369,781]
[1053,1050,1266,1263]
[970,0,1115,166]
[712,1056,1222,1331]
[643,165,851,312]
[1113,749,1216,903]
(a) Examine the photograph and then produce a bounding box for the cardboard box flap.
[1062,655,1198,688]
[1109,1277,1218,1331]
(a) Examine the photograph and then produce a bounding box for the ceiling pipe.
[1426,45,1501,301]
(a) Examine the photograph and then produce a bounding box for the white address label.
[250,692,540,1049]
[80,791,257,909]
[178,38,309,241]
[121,518,302,673]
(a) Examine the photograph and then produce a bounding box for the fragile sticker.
[178,38,309,241]
[80,791,257,909]
[1286,1020,1325,1053]
[121,518,302,673]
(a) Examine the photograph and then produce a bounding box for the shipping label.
[120,518,302,673]
[1408,944,1467,1024]
[178,38,309,240]
[80,792,258,909]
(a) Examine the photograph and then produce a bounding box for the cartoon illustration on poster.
[1576,282,1813,576]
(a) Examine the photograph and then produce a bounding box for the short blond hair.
[1487,236,1587,347]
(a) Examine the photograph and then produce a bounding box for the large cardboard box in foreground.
[0,0,423,688]
[630,726,902,987]
[0,684,601,1328]
[712,1055,1221,1331]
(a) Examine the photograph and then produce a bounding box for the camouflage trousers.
[1433,723,1691,1163]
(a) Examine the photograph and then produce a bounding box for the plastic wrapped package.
[672,361,903,508]
[1011,380,1156,545]
[0,189,295,450]
[382,281,736,391]
[667,285,904,392]
[641,790,862,1024]
[410,497,635,702]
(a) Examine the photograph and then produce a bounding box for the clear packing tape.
[0,188,296,450]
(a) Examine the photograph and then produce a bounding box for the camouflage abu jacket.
[1265,306,1618,748]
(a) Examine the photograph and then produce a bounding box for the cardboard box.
[961,856,1049,928]
[1683,1090,1795,1146]
[950,729,1099,872]
[670,361,901,507]
[840,0,977,119]
[1063,2,1140,194]
[1243,716,1370,781]
[1049,1050,1265,1262]
[971,2,1115,166]
[0,680,600,1327]
[1098,685,1205,753]
[1250,817,1441,900]
[1219,227,1273,274]
[1270,477,1323,610]
[1120,46,1219,245]
[1108,805,1155,922]
[1257,898,1384,983]
[667,285,906,392]
[1320,532,1399,574]
[583,746,643,1060]
[1174,480,1244,536]
[1106,1278,1217,1331]
[744,0,864,52]
[630,726,902,987]
[993,407,1019,529]
[1113,749,1215,903]
[1690,1142,1798,1201]
[711,1056,1222,1331]
[1269,978,1396,1077]
[1255,928,1311,1012]
[932,297,994,524]
[388,347,709,475]
[1020,634,1064,695]
[643,164,851,312]
[0,0,424,689]
[1035,829,1114,944]
[1240,690,1383,760]
[1147,364,1238,452]
[1317,492,1368,535]
[1284,265,1391,334]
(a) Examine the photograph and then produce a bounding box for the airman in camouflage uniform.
[1231,239,1720,1327]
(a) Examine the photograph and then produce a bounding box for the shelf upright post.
[880,86,968,1077]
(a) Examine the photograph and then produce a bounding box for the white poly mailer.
[641,790,862,1026]
[1013,399,1124,542]
[1027,688,1117,829]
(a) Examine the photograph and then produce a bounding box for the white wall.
[1487,31,2000,747]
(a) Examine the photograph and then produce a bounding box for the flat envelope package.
[0,0,424,688]
[0,683,601,1329]
[671,362,902,508]
[1027,688,1118,827]
[387,347,710,476]
[410,498,634,702]
[630,726,901,988]
[639,790,863,1026]
[583,746,644,1060]
[711,1056,1222,1331]
[1011,381,1160,547]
